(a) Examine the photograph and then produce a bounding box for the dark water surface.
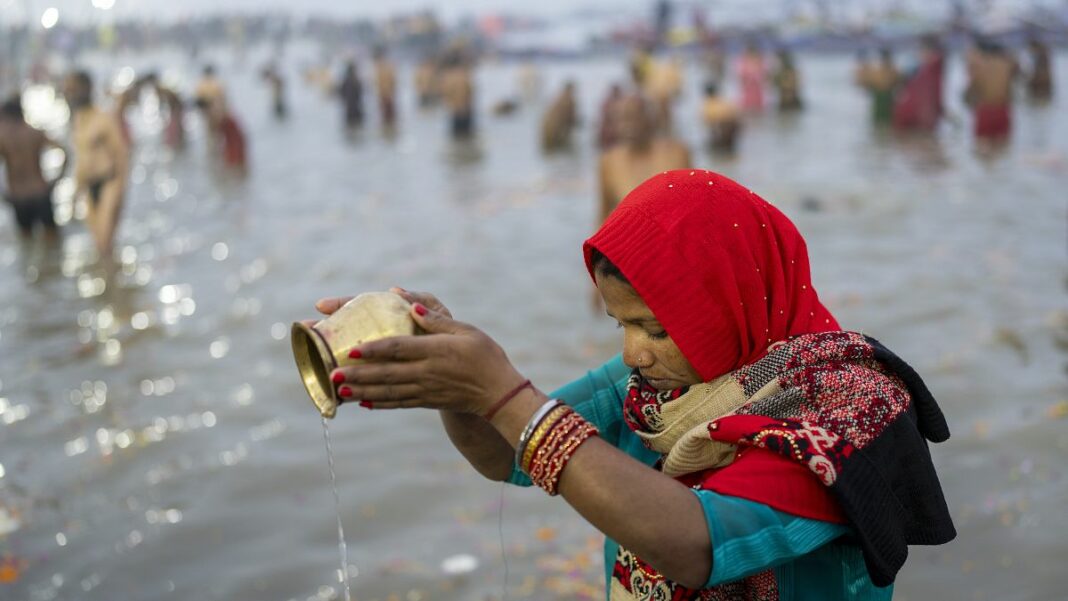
[1,44,1066,601]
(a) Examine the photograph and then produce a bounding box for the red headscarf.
[584,169,839,381]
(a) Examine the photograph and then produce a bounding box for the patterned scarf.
[609,331,913,601]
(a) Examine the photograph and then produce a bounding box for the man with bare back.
[597,94,691,225]
[0,95,67,242]
[965,38,1018,142]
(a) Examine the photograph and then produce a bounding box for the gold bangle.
[515,399,561,468]
[529,411,581,481]
[524,406,568,471]
[522,406,570,473]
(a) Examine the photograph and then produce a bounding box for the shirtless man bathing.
[966,38,1018,144]
[0,95,68,242]
[63,70,130,258]
[593,93,691,309]
[597,93,691,224]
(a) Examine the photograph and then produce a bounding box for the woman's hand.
[314,287,453,320]
[322,292,526,415]
[305,286,453,338]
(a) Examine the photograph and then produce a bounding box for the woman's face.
[596,271,703,390]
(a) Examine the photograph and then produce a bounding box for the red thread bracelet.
[482,379,533,421]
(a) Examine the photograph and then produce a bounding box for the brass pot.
[291,292,416,418]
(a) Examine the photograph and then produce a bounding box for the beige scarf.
[628,372,785,477]
[609,371,787,601]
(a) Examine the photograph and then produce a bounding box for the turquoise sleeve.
[506,354,631,487]
[694,490,851,587]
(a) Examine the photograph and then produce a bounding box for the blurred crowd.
[0,29,1059,267]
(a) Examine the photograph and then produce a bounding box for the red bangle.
[527,413,599,496]
[482,379,533,421]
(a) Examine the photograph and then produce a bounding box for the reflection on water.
[0,43,1066,601]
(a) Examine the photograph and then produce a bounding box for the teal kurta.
[507,354,893,600]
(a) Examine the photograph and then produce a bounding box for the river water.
[1,43,1066,601]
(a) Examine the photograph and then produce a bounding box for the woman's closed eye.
[616,320,669,340]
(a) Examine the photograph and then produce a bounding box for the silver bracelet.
[515,398,563,469]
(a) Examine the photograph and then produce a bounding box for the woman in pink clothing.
[892,35,944,132]
[737,42,767,112]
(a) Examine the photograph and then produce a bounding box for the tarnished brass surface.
[291,292,416,418]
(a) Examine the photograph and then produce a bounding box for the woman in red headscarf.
[317,170,954,600]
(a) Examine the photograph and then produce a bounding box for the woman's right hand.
[330,301,527,416]
[314,287,535,417]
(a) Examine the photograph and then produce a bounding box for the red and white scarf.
[609,331,912,601]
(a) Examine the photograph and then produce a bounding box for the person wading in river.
[856,48,901,127]
[373,46,398,130]
[597,94,690,225]
[0,95,68,243]
[440,53,476,140]
[965,38,1018,144]
[63,70,130,258]
[892,36,944,133]
[541,81,580,152]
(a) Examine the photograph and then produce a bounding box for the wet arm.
[563,436,712,587]
[444,357,627,483]
[454,395,847,588]
[439,412,514,481]
[491,389,713,588]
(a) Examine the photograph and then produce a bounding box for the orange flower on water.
[0,555,24,584]
[535,526,557,542]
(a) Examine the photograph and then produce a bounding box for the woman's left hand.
[330,303,527,415]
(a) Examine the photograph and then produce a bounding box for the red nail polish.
[348,349,362,359]
[414,303,427,316]
[359,401,373,409]
[332,372,345,384]
[339,386,352,398]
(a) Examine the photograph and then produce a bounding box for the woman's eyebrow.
[605,312,660,325]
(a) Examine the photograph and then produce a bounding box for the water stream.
[321,417,352,601]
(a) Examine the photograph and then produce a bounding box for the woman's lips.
[643,375,675,388]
